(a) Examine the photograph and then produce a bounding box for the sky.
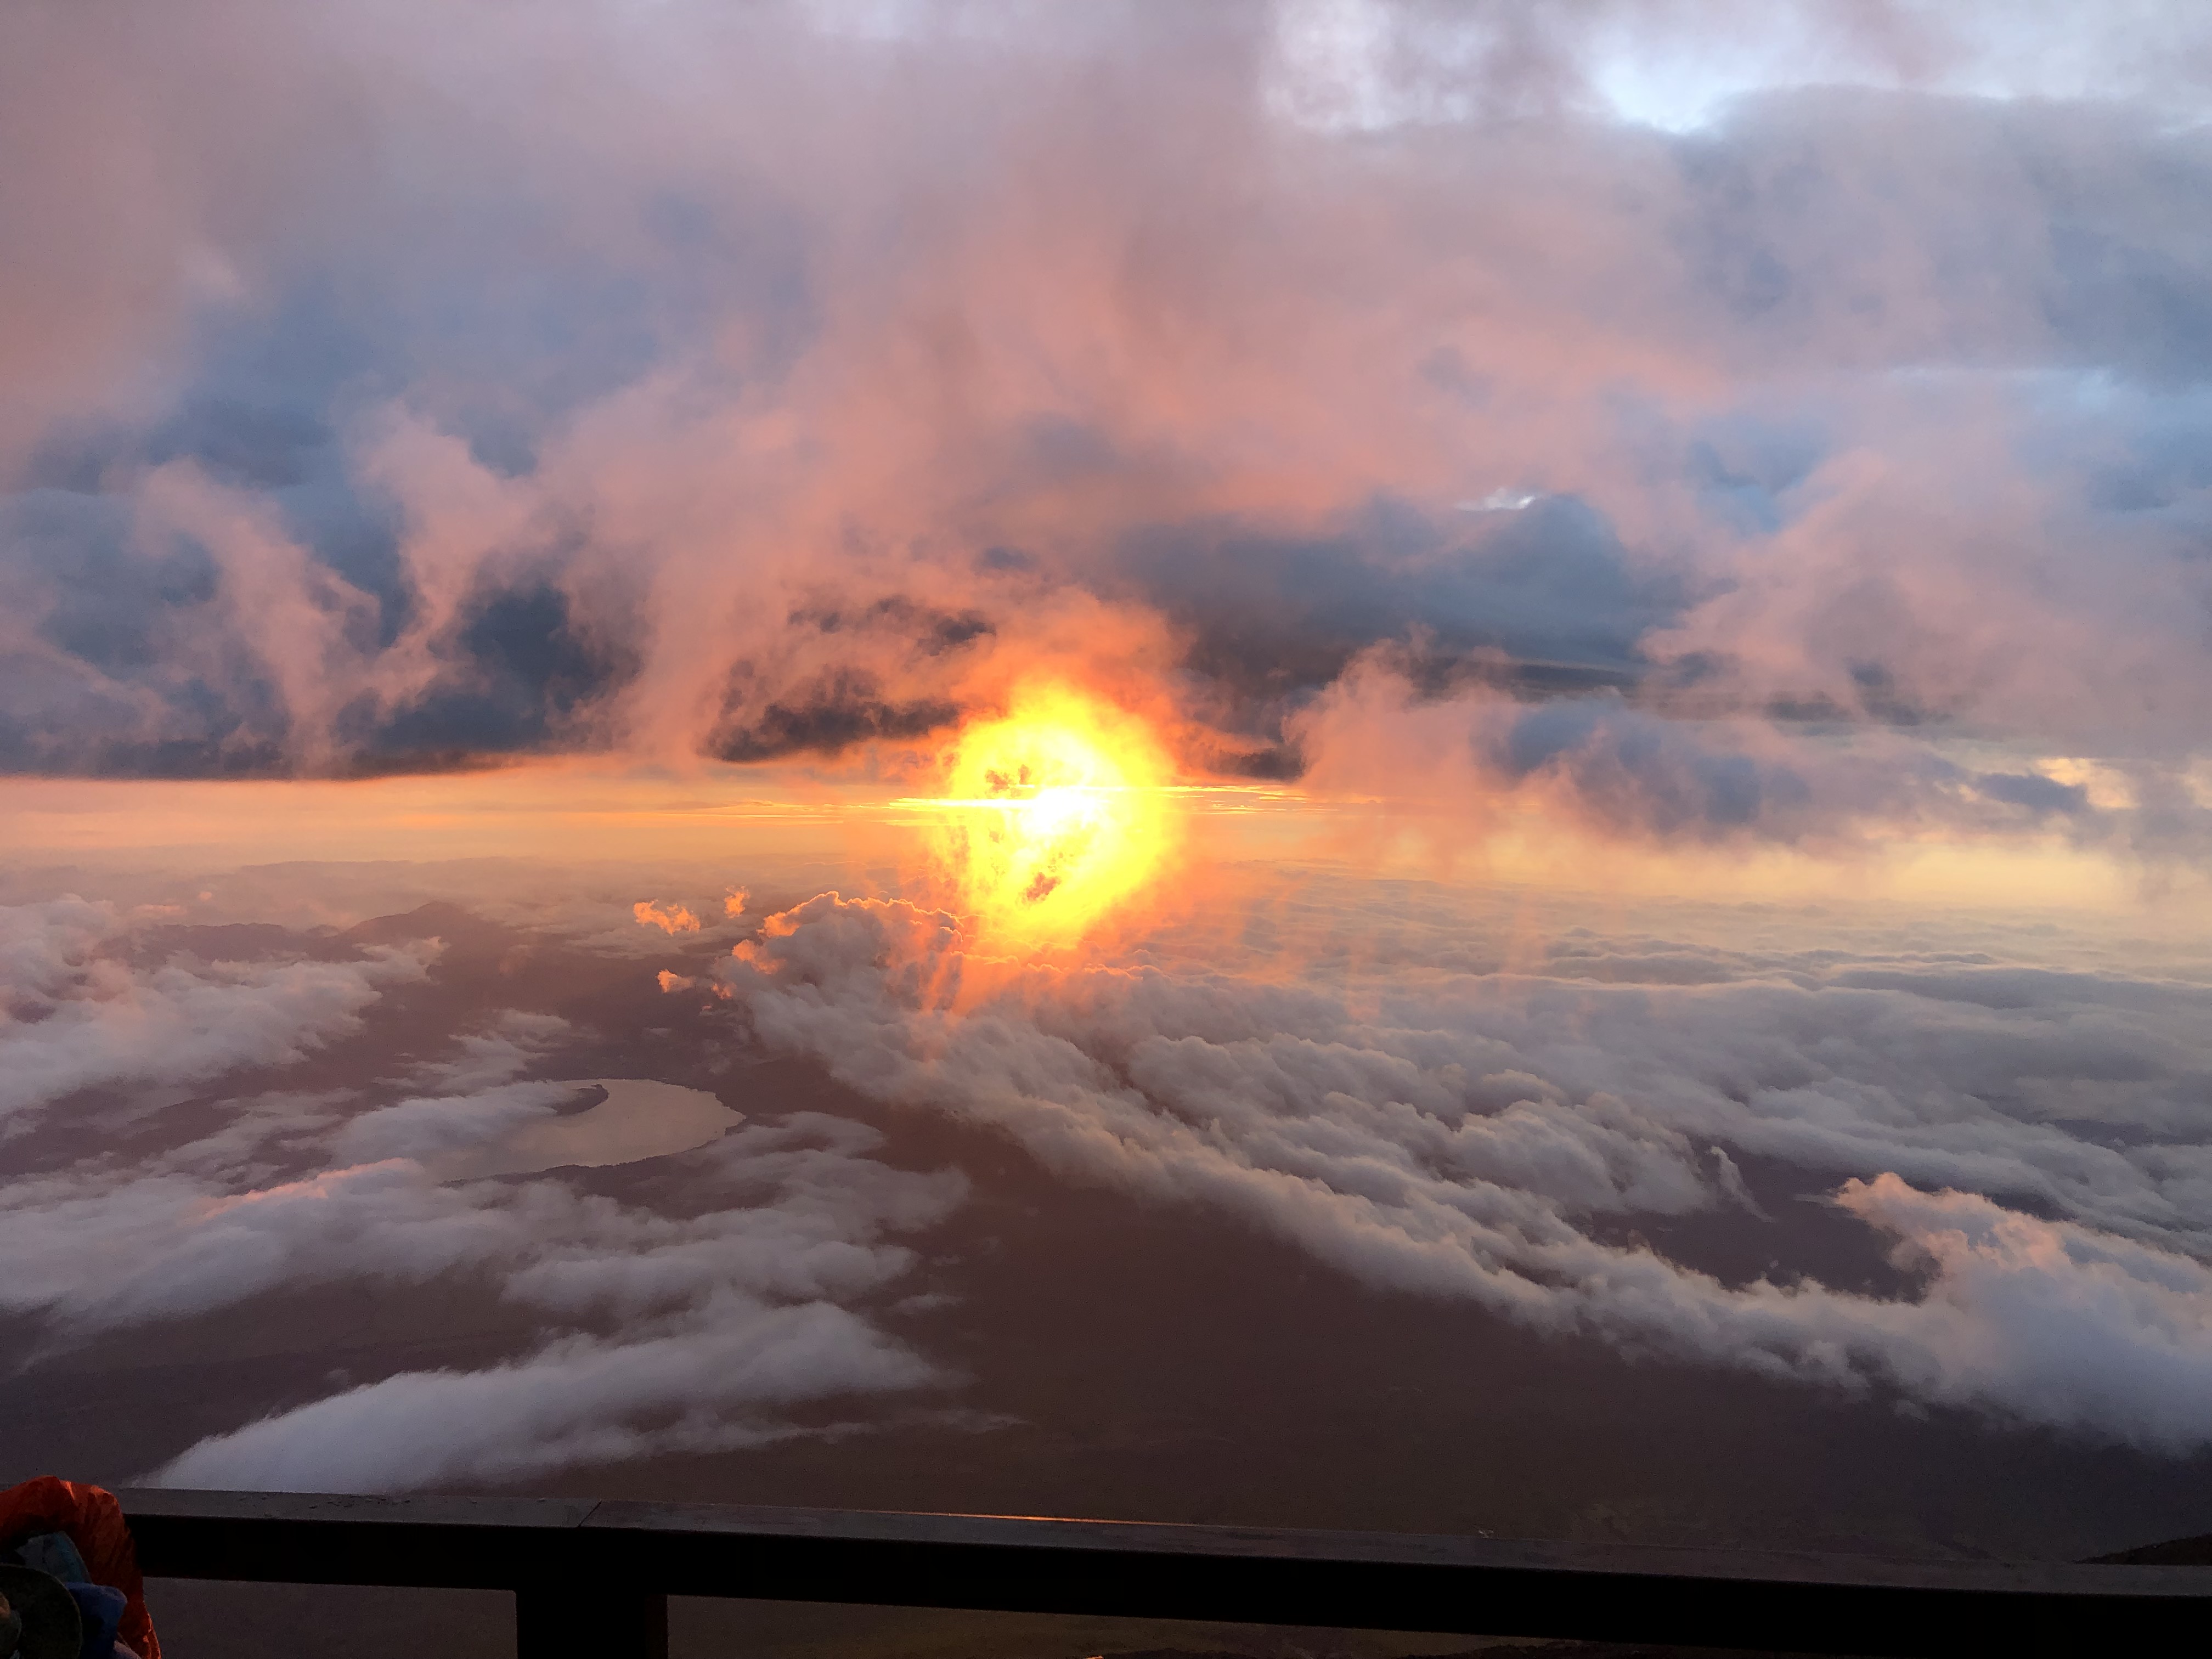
[4,0,2212,1570]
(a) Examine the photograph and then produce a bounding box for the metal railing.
[119,1489,2210,1658]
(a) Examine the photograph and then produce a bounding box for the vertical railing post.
[515,1585,668,1659]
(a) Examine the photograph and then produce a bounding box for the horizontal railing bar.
[119,1490,2212,1658]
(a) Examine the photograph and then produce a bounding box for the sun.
[924,684,1177,947]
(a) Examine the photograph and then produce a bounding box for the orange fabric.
[0,1477,161,1659]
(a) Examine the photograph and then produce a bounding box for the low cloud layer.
[710,889,2212,1450]
[5,3,2212,857]
[156,1295,935,1492]
[0,901,966,1488]
[24,1090,964,1487]
[0,896,432,1125]
[140,1113,961,1491]
[8,878,2210,1487]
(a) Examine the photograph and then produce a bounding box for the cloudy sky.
[4,0,2211,1565]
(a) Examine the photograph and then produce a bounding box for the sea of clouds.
[706,885,2212,1451]
[9,872,2207,1490]
[1,897,965,1490]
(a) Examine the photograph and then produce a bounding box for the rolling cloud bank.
[712,888,2212,1452]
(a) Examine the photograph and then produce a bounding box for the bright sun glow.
[922,684,1177,946]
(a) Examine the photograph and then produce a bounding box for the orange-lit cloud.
[4,1,2212,880]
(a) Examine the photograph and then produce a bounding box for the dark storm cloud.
[1494,693,1811,837]
[358,580,642,761]
[1976,771,2091,815]
[1118,495,1675,718]
[705,669,963,763]
[704,600,993,761]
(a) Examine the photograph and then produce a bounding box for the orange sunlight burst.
[921,684,1178,948]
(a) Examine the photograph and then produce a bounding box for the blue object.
[13,1534,88,1583]
[61,1583,124,1659]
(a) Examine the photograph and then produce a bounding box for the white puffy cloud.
[713,890,2212,1449]
[154,1295,938,1492]
[331,1013,582,1169]
[332,1082,577,1169]
[0,896,432,1122]
[0,926,968,1489]
[138,1110,968,1491]
[6,1105,960,1330]
[1832,1175,2212,1449]
[400,1010,574,1093]
[134,1110,963,1489]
